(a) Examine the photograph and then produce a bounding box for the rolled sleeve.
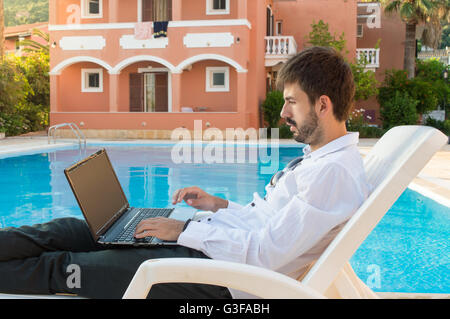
[177,221,212,252]
[226,200,244,211]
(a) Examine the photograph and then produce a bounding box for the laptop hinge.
[96,203,129,237]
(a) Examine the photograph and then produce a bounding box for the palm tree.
[422,2,450,49]
[382,0,448,78]
[0,0,4,60]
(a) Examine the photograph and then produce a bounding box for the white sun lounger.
[123,125,448,299]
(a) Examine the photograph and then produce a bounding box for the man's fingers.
[134,219,158,236]
[172,188,183,204]
[134,230,155,239]
[173,187,200,204]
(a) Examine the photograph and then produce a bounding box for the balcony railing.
[356,48,380,68]
[265,36,297,66]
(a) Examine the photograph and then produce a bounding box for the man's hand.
[172,186,228,212]
[134,217,185,241]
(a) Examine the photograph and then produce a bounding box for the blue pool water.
[0,145,449,294]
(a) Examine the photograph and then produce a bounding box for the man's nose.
[280,103,289,119]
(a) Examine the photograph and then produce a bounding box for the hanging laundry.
[134,22,153,40]
[153,21,169,38]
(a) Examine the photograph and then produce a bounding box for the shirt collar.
[302,132,359,161]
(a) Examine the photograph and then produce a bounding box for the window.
[206,67,230,92]
[82,69,103,92]
[357,24,364,38]
[276,21,283,36]
[82,0,102,18]
[206,0,230,15]
[141,0,173,22]
[213,0,226,10]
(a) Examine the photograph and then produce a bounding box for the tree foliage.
[305,20,380,102]
[4,0,48,27]
[0,50,49,135]
[382,0,449,78]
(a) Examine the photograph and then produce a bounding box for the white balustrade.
[265,36,298,57]
[356,48,380,68]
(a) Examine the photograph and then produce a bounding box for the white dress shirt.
[177,132,371,298]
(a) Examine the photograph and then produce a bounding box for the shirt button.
[251,203,255,207]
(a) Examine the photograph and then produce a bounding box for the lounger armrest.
[123,258,325,299]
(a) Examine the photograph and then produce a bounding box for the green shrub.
[416,59,449,117]
[424,117,450,136]
[262,90,285,129]
[378,69,440,115]
[0,112,30,136]
[380,91,419,130]
[278,124,293,139]
[346,108,385,138]
[416,59,447,82]
[359,126,386,138]
[350,61,379,102]
[0,51,49,136]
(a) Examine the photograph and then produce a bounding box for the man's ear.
[317,95,332,116]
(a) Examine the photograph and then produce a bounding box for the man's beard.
[286,109,323,145]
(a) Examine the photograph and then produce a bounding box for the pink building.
[4,22,49,56]
[356,1,405,125]
[48,0,404,137]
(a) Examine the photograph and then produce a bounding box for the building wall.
[180,0,239,20]
[272,0,357,61]
[246,0,268,128]
[356,7,406,124]
[180,60,238,112]
[55,0,111,24]
[59,62,110,112]
[4,23,49,55]
[357,9,405,83]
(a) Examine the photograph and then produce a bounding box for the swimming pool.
[0,144,449,294]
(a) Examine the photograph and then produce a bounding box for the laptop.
[64,148,181,247]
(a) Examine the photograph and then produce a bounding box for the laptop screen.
[64,149,128,239]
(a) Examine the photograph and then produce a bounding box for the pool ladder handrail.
[48,122,86,148]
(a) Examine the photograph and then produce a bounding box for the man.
[0,47,370,299]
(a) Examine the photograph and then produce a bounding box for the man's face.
[280,82,323,145]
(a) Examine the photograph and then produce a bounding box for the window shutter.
[167,0,172,21]
[142,0,153,22]
[129,73,144,112]
[154,73,168,112]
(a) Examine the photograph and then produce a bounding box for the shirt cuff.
[177,220,212,250]
[226,200,244,211]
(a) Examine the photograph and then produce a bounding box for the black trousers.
[0,217,232,299]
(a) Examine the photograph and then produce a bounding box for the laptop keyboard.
[115,208,173,243]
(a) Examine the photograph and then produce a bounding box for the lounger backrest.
[301,126,448,294]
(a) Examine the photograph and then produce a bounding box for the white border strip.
[409,182,450,208]
[48,19,251,31]
[0,143,77,158]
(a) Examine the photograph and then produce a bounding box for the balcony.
[264,36,298,67]
[356,48,380,69]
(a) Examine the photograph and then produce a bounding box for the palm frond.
[17,28,50,54]
[383,0,402,13]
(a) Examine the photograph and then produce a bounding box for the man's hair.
[276,46,355,122]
